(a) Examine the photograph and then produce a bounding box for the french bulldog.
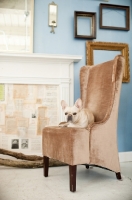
[59,98,94,128]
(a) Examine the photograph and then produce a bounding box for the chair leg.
[69,165,77,192]
[43,156,49,177]
[116,172,122,180]
[85,164,89,169]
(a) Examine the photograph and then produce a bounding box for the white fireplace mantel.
[0,53,82,120]
[0,53,82,84]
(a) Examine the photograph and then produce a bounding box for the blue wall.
[34,0,132,152]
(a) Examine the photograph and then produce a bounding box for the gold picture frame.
[86,41,130,82]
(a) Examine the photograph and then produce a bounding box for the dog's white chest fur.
[60,98,94,128]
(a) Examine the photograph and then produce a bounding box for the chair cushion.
[42,126,90,165]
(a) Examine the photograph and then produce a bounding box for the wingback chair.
[42,55,125,192]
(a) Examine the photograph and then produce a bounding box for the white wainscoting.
[119,151,132,162]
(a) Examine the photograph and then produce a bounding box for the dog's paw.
[59,124,64,127]
[58,122,68,127]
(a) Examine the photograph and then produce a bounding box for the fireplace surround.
[0,53,82,154]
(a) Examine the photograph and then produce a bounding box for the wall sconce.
[48,2,58,33]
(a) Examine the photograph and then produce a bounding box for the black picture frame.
[74,11,96,39]
[100,4,130,31]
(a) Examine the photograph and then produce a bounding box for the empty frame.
[74,11,96,39]
[86,41,130,82]
[100,4,130,31]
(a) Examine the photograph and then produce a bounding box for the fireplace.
[0,53,82,154]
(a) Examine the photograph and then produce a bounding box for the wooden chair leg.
[69,165,77,192]
[43,156,49,177]
[116,172,122,180]
[85,164,89,169]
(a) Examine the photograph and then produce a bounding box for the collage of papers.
[0,84,59,154]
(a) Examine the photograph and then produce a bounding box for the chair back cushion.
[80,55,124,122]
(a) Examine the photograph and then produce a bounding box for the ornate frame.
[86,41,130,82]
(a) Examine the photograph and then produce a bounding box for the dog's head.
[61,98,82,123]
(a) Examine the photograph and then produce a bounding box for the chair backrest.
[80,55,125,123]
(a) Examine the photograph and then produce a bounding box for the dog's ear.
[61,100,68,110]
[75,98,82,109]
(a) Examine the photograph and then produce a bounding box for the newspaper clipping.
[0,84,59,154]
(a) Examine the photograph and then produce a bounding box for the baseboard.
[119,151,132,162]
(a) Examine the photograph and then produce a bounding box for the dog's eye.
[73,113,77,115]
[65,112,68,115]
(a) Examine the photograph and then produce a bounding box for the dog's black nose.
[67,115,72,122]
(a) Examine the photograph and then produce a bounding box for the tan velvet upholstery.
[42,127,90,165]
[42,55,124,173]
